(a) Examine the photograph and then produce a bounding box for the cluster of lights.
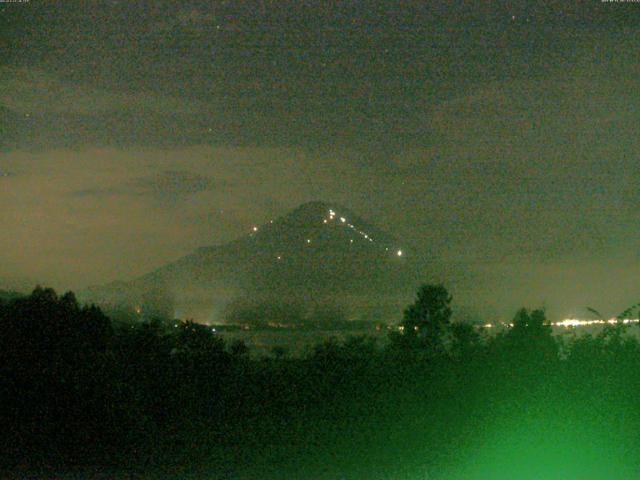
[248,208,405,262]
[478,319,640,330]
[396,319,640,335]
[325,209,403,257]
[553,318,640,328]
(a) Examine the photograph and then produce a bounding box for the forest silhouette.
[1,285,640,479]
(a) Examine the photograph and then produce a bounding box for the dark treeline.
[2,285,640,479]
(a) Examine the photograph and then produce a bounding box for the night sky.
[1,1,639,319]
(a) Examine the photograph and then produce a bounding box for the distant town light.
[340,217,346,223]
[252,226,258,232]
[397,249,403,257]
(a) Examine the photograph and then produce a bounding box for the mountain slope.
[84,201,416,321]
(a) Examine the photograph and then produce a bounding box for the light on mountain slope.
[247,206,405,260]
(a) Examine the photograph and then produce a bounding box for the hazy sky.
[1,1,639,318]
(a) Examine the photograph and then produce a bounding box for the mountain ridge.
[83,201,415,322]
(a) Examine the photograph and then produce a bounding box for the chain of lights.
[325,209,403,257]
[477,318,640,330]
[247,209,404,261]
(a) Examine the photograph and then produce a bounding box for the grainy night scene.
[1,1,640,478]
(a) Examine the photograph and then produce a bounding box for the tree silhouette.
[397,284,453,352]
[498,307,558,368]
[450,321,482,359]
[177,320,225,354]
[510,307,550,338]
[230,339,249,357]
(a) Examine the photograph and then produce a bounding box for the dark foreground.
[2,287,640,479]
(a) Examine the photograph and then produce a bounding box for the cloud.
[2,44,640,316]
[72,170,227,203]
[133,170,227,198]
[0,146,375,289]
[0,66,205,116]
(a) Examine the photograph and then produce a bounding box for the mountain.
[84,201,417,323]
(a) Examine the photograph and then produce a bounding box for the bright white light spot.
[277,255,282,260]
[350,239,353,243]
[397,249,403,257]
[340,217,346,223]
[306,239,311,244]
[323,219,328,224]
[252,226,258,232]
[553,318,640,328]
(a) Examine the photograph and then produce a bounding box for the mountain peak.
[85,201,413,321]
[280,200,347,223]
[243,201,399,253]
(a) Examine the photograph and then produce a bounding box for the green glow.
[440,400,638,479]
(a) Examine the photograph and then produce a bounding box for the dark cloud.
[133,170,227,198]
[2,1,640,317]
[72,170,226,202]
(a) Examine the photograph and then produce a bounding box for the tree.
[230,339,249,357]
[0,286,112,366]
[501,307,558,366]
[398,284,452,352]
[450,322,482,359]
[176,320,225,355]
[510,308,550,339]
